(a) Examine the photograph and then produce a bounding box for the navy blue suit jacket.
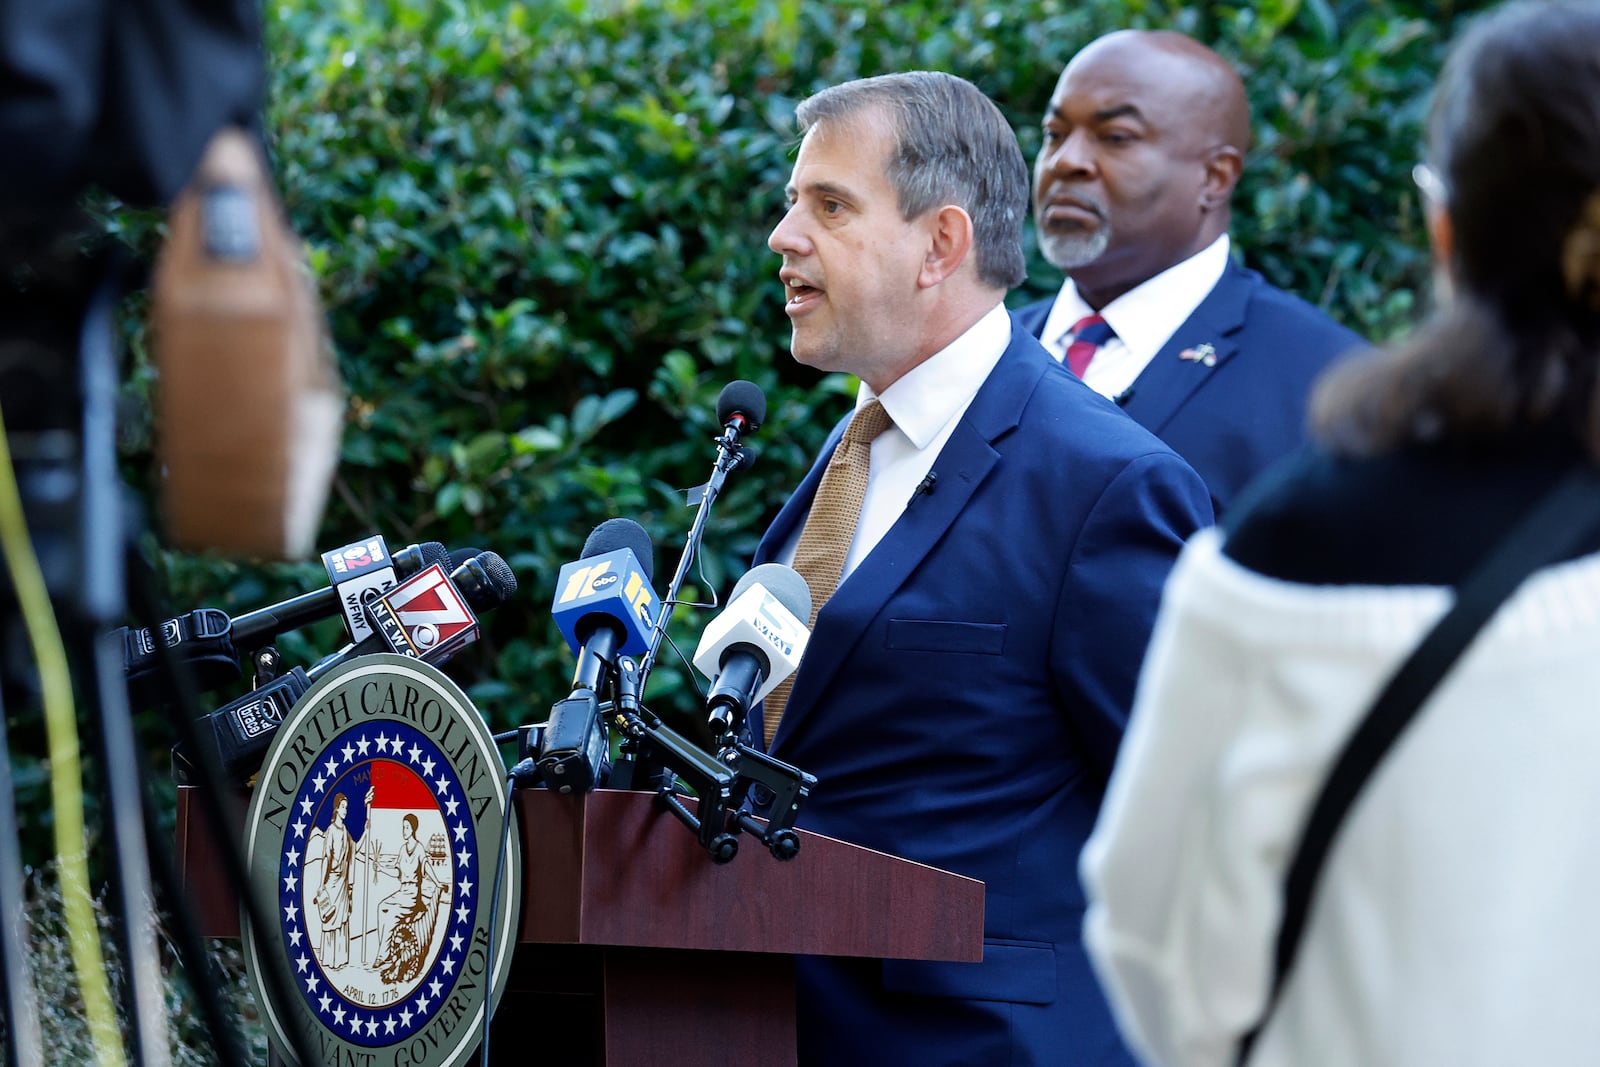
[752,322,1212,1066]
[1015,259,1364,513]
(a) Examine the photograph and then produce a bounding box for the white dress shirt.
[1039,234,1232,400]
[777,301,1010,586]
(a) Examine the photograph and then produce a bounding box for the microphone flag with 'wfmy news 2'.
[121,538,448,711]
[180,551,518,783]
[693,563,812,740]
[248,536,448,647]
[539,519,659,792]
[319,533,408,642]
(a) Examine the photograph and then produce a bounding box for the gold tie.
[762,399,894,746]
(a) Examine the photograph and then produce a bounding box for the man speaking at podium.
[754,71,1211,1065]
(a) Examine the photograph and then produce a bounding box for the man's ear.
[919,205,975,288]
[1199,145,1243,211]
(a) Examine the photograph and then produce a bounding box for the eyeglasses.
[1412,162,1449,206]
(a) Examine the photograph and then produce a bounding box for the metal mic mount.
[512,645,816,861]
[606,658,814,864]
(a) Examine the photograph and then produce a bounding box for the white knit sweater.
[1081,527,1600,1067]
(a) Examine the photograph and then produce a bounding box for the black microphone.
[716,379,766,441]
[120,608,241,708]
[306,551,518,680]
[178,551,516,783]
[172,667,313,786]
[693,564,813,740]
[230,540,450,648]
[447,551,517,613]
[535,519,657,792]
[121,539,448,710]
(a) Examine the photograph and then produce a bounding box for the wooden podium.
[176,786,984,1065]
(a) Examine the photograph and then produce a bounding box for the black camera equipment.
[0,3,323,1060]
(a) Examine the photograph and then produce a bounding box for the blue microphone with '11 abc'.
[537,519,660,792]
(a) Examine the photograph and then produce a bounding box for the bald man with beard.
[1016,30,1364,513]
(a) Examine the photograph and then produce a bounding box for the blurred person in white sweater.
[1080,2,1600,1065]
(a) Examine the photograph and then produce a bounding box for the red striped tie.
[1065,314,1115,377]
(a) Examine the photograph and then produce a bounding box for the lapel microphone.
[907,470,938,508]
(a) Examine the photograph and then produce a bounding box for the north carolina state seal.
[241,654,519,1066]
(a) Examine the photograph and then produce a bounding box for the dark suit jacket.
[1014,259,1364,513]
[752,322,1213,1066]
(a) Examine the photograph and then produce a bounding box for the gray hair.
[796,71,1029,290]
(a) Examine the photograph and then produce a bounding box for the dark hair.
[795,71,1030,290]
[402,813,418,835]
[1312,0,1600,457]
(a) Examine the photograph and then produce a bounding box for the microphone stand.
[616,419,748,798]
[610,657,742,862]
[634,419,750,689]
[524,629,816,862]
[610,654,818,864]
[601,419,818,862]
[721,741,815,861]
[512,406,818,862]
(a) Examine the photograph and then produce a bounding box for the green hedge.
[7,0,1496,861]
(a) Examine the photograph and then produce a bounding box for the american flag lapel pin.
[1178,341,1217,368]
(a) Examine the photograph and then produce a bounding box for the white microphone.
[693,563,812,740]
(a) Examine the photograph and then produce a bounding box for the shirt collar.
[858,301,1010,451]
[1044,234,1231,362]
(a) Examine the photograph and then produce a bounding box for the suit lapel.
[1120,262,1258,434]
[767,326,1050,751]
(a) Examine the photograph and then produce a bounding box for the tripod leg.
[83,612,171,1067]
[75,255,169,1067]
